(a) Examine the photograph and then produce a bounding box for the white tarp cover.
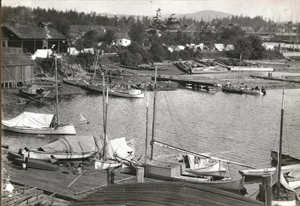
[31,49,53,60]
[41,135,102,154]
[214,44,225,51]
[104,137,134,160]
[2,112,54,128]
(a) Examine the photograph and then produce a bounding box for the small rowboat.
[12,158,59,171]
[271,150,300,166]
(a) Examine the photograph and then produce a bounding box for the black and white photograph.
[1,0,300,205]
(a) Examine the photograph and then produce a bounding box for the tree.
[234,37,252,59]
[102,29,116,45]
[248,35,265,60]
[129,20,145,43]
[150,42,167,62]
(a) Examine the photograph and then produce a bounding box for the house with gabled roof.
[1,22,67,54]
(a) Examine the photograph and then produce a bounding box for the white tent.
[214,44,225,51]
[31,49,53,60]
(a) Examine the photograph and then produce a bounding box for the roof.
[74,181,264,206]
[2,31,9,40]
[2,25,66,40]
[1,52,34,67]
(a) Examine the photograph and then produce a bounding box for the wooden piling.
[136,166,144,183]
[262,175,272,206]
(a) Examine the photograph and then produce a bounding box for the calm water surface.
[2,88,300,197]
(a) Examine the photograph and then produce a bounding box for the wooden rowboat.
[271,150,300,166]
[12,157,59,171]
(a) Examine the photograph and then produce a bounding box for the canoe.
[7,135,102,161]
[12,157,59,171]
[271,150,300,166]
[238,164,300,177]
[95,160,122,170]
[1,112,76,135]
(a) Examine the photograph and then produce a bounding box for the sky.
[2,0,300,22]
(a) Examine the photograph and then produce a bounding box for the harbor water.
[2,88,300,198]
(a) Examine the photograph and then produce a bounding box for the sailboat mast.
[150,67,158,160]
[277,89,285,199]
[55,55,59,126]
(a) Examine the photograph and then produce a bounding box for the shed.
[2,22,67,54]
[1,47,35,88]
[225,44,234,51]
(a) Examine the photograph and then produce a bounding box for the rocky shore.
[2,59,300,106]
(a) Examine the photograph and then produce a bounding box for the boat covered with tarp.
[1,112,76,135]
[95,137,135,170]
[7,135,102,161]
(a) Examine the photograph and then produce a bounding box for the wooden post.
[150,67,157,160]
[110,169,115,185]
[136,166,144,183]
[262,175,272,206]
[258,184,265,202]
[107,168,114,186]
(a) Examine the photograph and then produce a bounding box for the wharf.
[4,161,136,201]
[152,76,216,87]
[250,75,300,84]
[3,159,264,206]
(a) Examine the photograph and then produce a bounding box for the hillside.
[162,10,233,21]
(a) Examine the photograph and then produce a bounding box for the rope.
[163,91,182,148]
[249,189,260,198]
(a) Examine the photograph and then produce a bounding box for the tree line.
[2,6,285,66]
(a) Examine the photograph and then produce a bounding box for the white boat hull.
[239,164,300,177]
[2,124,76,135]
[95,160,122,170]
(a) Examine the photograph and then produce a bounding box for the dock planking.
[6,161,136,201]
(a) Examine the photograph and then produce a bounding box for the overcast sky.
[2,0,300,22]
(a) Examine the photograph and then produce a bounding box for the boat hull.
[7,150,95,161]
[2,124,76,135]
[271,151,300,166]
[239,164,300,177]
[12,157,59,171]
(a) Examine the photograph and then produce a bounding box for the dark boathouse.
[1,22,67,54]
[1,47,34,88]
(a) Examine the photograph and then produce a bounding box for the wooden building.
[1,22,67,54]
[1,47,34,88]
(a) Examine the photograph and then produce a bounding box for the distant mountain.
[161,10,233,21]
[98,10,233,21]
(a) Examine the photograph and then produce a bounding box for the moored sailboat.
[1,55,76,135]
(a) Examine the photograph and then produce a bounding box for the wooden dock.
[152,76,216,88]
[3,161,136,201]
[250,75,300,84]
